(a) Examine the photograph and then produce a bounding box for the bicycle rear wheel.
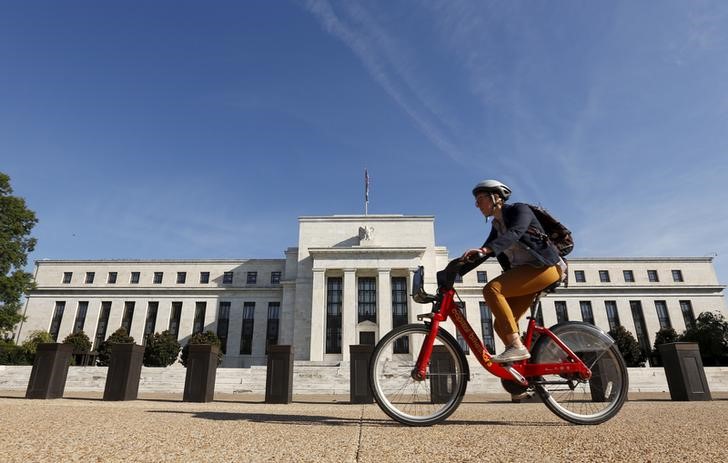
[369,324,468,426]
[531,322,628,425]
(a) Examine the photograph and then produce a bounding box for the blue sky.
[2,1,728,288]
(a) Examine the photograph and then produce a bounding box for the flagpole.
[364,169,369,216]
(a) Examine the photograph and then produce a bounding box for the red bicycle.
[369,262,628,426]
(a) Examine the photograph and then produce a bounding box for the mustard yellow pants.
[483,265,561,343]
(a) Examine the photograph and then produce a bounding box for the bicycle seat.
[412,288,438,304]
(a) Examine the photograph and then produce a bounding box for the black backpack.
[525,204,574,257]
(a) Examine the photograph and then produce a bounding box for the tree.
[96,328,135,366]
[179,331,223,367]
[0,172,38,339]
[143,331,181,367]
[21,330,53,361]
[651,328,680,366]
[681,312,728,366]
[609,325,646,367]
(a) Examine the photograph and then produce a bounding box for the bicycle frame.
[414,288,592,385]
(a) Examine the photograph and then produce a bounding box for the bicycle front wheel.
[531,322,628,425]
[369,324,468,426]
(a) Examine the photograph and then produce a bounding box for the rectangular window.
[477,271,487,283]
[85,272,95,284]
[247,271,257,284]
[579,301,594,325]
[49,302,65,341]
[271,271,281,284]
[598,270,610,283]
[648,270,659,282]
[193,302,206,334]
[455,302,469,354]
[479,302,496,354]
[574,270,586,283]
[392,277,409,353]
[672,270,684,282]
[655,300,672,330]
[169,302,182,339]
[130,272,140,284]
[121,302,135,333]
[223,271,233,284]
[216,302,231,354]
[143,302,159,344]
[73,301,88,334]
[555,301,569,323]
[107,272,117,284]
[680,300,696,330]
[623,270,635,283]
[534,300,545,327]
[240,302,255,355]
[266,302,280,354]
[358,277,377,323]
[177,272,186,284]
[62,272,72,284]
[605,301,621,333]
[630,301,651,359]
[200,272,210,284]
[454,274,463,283]
[326,277,342,354]
[94,302,112,350]
[153,272,163,284]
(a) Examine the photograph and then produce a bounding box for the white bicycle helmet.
[472,179,512,201]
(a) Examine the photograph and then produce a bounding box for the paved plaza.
[1,391,727,462]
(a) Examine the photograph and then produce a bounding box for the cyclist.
[461,179,565,363]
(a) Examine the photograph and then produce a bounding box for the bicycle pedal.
[505,366,528,386]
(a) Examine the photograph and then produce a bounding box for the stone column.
[309,269,326,362]
[342,269,356,361]
[377,269,392,343]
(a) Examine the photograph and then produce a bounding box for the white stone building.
[15,214,727,368]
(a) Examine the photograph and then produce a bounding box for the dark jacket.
[461,202,561,275]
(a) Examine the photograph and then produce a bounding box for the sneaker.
[492,345,530,364]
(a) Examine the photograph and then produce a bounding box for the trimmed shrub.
[650,328,680,366]
[609,325,646,367]
[143,331,181,367]
[0,340,29,365]
[681,311,728,366]
[179,331,223,367]
[96,328,135,366]
[21,330,53,363]
[62,331,92,353]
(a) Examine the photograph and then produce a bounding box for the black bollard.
[350,344,374,404]
[659,342,712,401]
[265,345,293,404]
[183,344,219,403]
[103,343,145,401]
[429,345,455,404]
[26,343,74,399]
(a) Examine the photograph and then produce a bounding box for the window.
[193,302,206,334]
[200,272,210,284]
[392,277,409,353]
[455,302,470,354]
[169,302,182,339]
[240,302,255,355]
[62,272,72,284]
[534,300,545,327]
[143,302,158,344]
[49,302,65,341]
[326,277,342,354]
[454,274,463,283]
[106,272,117,284]
[555,301,569,323]
[223,271,233,284]
[85,272,95,284]
[598,270,610,283]
[247,272,257,284]
[480,302,496,354]
[680,300,696,330]
[580,301,594,325]
[73,301,88,334]
[121,302,135,333]
[623,270,635,283]
[266,302,280,354]
[153,272,163,284]
[672,270,684,282]
[177,272,186,284]
[605,301,621,333]
[94,302,111,350]
[477,271,487,283]
[630,301,651,360]
[655,300,672,330]
[130,272,140,284]
[574,270,586,283]
[358,277,377,323]
[271,271,281,284]
[217,302,231,354]
[647,270,659,282]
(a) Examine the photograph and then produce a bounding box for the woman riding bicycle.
[461,179,565,364]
